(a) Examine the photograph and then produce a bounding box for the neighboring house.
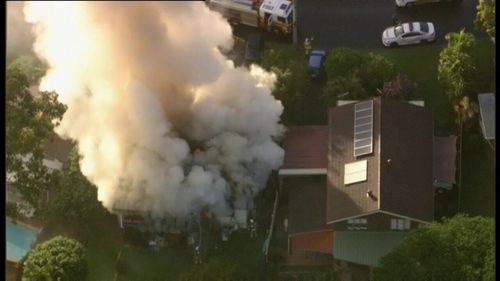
[6,135,74,216]
[477,93,495,142]
[275,97,456,271]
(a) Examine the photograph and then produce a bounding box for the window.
[419,22,429,33]
[347,218,367,230]
[394,26,404,37]
[344,160,368,185]
[402,32,420,38]
[277,16,286,23]
[391,218,411,230]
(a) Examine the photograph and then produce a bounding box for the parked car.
[244,34,264,65]
[308,49,326,79]
[382,22,435,47]
[395,0,462,8]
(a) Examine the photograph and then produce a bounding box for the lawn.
[116,244,192,281]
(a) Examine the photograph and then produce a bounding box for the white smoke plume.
[23,2,284,221]
[7,1,36,59]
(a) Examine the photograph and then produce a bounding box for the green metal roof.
[333,231,407,267]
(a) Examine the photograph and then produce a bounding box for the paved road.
[296,0,482,50]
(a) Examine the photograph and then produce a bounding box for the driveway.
[296,0,482,50]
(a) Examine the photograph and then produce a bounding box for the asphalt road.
[296,0,482,50]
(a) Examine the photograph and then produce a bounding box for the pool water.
[6,221,38,262]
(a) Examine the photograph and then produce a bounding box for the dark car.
[244,34,264,65]
[308,49,327,79]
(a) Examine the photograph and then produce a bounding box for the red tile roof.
[281,126,329,169]
[290,230,333,255]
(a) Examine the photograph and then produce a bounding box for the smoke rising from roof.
[24,2,284,220]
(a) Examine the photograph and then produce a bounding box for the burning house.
[23,1,284,239]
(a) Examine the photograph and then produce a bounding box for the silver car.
[382,22,436,47]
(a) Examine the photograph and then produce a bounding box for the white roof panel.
[344,160,368,185]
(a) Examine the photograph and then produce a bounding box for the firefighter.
[249,219,258,238]
[194,245,202,264]
[304,37,312,57]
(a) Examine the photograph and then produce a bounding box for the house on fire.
[273,97,457,269]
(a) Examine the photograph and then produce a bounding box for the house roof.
[287,176,330,234]
[290,230,333,255]
[433,136,457,185]
[44,135,74,162]
[333,231,407,267]
[477,93,495,140]
[281,126,329,170]
[327,97,434,223]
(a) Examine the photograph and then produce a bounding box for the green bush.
[324,48,396,100]
[324,48,364,79]
[260,45,310,125]
[322,73,367,107]
[22,235,87,281]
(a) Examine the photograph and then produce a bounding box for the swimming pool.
[6,220,39,262]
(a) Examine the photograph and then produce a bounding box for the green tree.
[475,0,495,42]
[8,54,48,85]
[324,48,396,98]
[6,63,67,209]
[260,47,310,125]
[324,48,364,79]
[374,214,495,281]
[322,73,367,107]
[438,30,477,104]
[358,52,396,93]
[22,236,87,281]
[43,146,104,227]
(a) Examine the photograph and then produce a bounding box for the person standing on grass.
[194,245,202,264]
[249,219,258,238]
[304,37,312,56]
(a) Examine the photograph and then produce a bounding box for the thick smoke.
[7,1,36,60]
[24,2,284,220]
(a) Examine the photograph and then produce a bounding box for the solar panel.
[354,100,373,157]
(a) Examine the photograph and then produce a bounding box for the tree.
[8,55,48,85]
[374,214,495,281]
[382,74,415,100]
[475,0,495,42]
[22,236,87,281]
[324,47,364,79]
[6,62,67,209]
[454,96,479,211]
[437,30,477,104]
[43,146,104,227]
[358,52,396,93]
[322,73,367,107]
[260,47,310,125]
[324,48,396,99]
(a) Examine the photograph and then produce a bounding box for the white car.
[382,22,435,47]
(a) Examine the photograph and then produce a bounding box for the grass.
[368,38,495,135]
[85,212,123,281]
[117,245,192,281]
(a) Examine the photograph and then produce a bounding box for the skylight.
[344,160,368,185]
